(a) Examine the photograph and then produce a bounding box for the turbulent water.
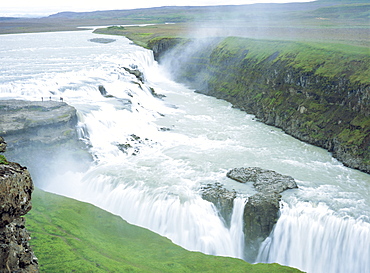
[0,30,369,273]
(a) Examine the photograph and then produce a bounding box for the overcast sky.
[1,0,314,17]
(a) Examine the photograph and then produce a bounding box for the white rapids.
[0,30,369,273]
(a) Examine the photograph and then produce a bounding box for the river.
[0,30,369,273]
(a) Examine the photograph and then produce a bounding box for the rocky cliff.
[150,37,370,173]
[201,167,297,262]
[0,100,78,149]
[0,136,39,272]
[0,99,91,185]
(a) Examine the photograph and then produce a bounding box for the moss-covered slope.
[26,189,301,272]
[150,36,370,173]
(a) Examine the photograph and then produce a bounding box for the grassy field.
[26,189,301,272]
[95,24,370,86]
[2,0,369,49]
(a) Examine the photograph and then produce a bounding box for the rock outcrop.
[226,167,298,194]
[201,167,297,262]
[0,137,39,272]
[227,167,297,261]
[0,100,77,147]
[123,66,145,83]
[201,183,237,227]
[0,136,6,153]
[0,100,91,184]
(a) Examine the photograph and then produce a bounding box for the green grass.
[209,37,370,84]
[0,154,9,164]
[95,22,369,84]
[26,189,301,272]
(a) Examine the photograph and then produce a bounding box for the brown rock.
[0,160,39,272]
[0,162,33,227]
[0,136,6,153]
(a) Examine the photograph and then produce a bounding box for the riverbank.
[149,36,370,173]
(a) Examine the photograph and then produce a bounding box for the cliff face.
[151,37,370,173]
[0,100,91,184]
[0,137,39,272]
[148,37,185,61]
[0,100,78,149]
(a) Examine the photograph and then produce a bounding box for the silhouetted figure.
[41,97,43,101]
[60,97,63,102]
[49,96,51,100]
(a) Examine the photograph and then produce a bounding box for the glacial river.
[0,30,369,273]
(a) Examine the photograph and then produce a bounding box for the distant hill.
[45,1,369,25]
[0,0,368,35]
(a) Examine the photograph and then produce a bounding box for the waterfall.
[230,197,246,259]
[1,31,370,273]
[256,201,370,273]
[67,164,246,258]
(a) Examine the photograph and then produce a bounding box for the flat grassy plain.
[26,189,301,272]
[2,0,369,49]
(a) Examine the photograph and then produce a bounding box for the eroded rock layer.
[0,137,39,272]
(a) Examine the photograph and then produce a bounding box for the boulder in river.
[201,167,298,262]
[227,167,297,261]
[227,167,298,194]
[123,67,145,83]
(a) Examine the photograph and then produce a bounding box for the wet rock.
[226,167,297,261]
[243,192,281,261]
[98,85,108,96]
[200,183,237,227]
[149,87,166,99]
[116,134,157,156]
[227,167,298,194]
[124,67,145,83]
[201,167,298,261]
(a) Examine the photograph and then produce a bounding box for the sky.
[0,0,314,17]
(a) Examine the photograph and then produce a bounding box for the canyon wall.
[150,37,370,173]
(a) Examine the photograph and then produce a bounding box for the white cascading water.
[1,30,369,273]
[257,201,370,273]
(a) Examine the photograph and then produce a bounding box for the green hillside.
[26,189,301,272]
